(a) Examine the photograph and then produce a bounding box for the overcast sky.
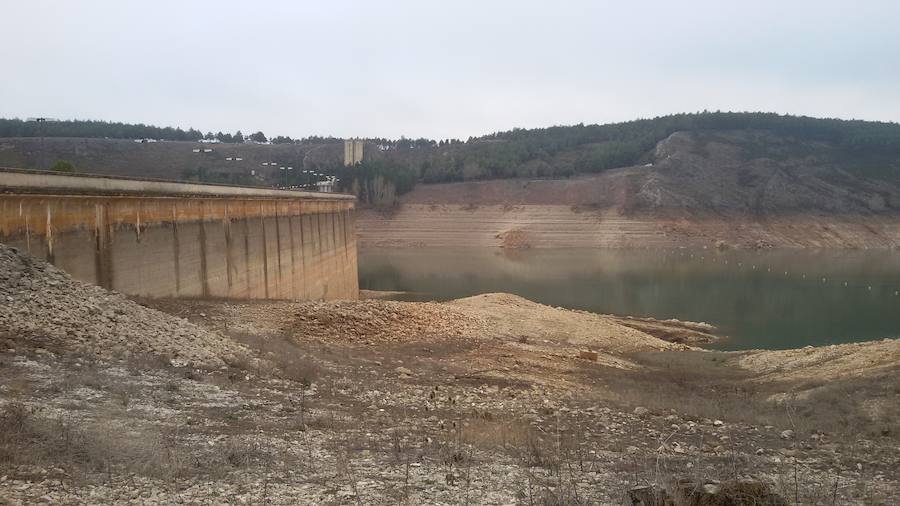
[3,0,899,139]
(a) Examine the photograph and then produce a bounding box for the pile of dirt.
[285,293,691,363]
[291,299,489,343]
[495,228,532,249]
[449,293,687,352]
[0,244,248,368]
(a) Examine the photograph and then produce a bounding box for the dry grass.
[0,401,281,485]
[784,374,900,439]
[0,402,187,481]
[627,478,788,505]
[458,417,533,452]
[226,331,320,385]
[606,351,900,442]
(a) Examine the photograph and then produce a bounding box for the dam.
[0,168,358,300]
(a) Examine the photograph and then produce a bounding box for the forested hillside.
[369,112,900,183]
[3,112,900,206]
[0,118,335,145]
[0,118,207,142]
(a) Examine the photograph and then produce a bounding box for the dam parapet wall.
[0,168,358,300]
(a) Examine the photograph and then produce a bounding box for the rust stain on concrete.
[0,194,358,301]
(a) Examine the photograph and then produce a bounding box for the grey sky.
[3,0,899,139]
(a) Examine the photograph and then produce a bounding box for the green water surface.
[358,248,900,350]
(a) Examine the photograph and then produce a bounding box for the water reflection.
[359,248,900,350]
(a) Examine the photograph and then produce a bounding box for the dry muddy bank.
[357,204,900,250]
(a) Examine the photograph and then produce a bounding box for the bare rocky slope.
[0,244,249,369]
[359,131,900,249]
[1,246,899,503]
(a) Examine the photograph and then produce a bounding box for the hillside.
[358,130,900,249]
[3,112,900,221]
[400,130,900,214]
[0,136,343,186]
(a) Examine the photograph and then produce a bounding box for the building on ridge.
[343,139,364,166]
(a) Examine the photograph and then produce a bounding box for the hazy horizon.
[4,0,899,140]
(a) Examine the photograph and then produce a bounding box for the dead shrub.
[453,417,560,470]
[63,369,106,391]
[221,438,266,468]
[627,478,787,506]
[126,352,173,372]
[226,331,320,385]
[459,418,532,452]
[0,403,188,481]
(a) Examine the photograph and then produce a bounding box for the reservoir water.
[359,248,900,350]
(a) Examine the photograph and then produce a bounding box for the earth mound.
[290,299,488,343]
[0,244,248,368]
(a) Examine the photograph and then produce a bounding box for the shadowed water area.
[359,248,900,350]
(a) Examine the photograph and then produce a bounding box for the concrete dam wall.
[0,169,358,300]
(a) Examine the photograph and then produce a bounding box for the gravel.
[0,244,248,369]
[290,299,489,343]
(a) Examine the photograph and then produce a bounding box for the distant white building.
[316,180,336,193]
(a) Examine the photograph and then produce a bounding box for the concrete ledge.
[0,167,355,200]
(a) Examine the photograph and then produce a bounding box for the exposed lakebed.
[359,248,900,350]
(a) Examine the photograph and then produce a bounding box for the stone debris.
[0,244,248,368]
[290,299,489,343]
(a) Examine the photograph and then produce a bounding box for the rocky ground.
[1,246,899,504]
[0,245,250,369]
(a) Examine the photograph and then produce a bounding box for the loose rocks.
[290,299,488,343]
[0,244,249,368]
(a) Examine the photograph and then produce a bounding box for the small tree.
[233,130,245,143]
[249,131,267,143]
[50,160,74,172]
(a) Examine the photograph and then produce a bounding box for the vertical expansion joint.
[135,201,142,242]
[45,203,53,258]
